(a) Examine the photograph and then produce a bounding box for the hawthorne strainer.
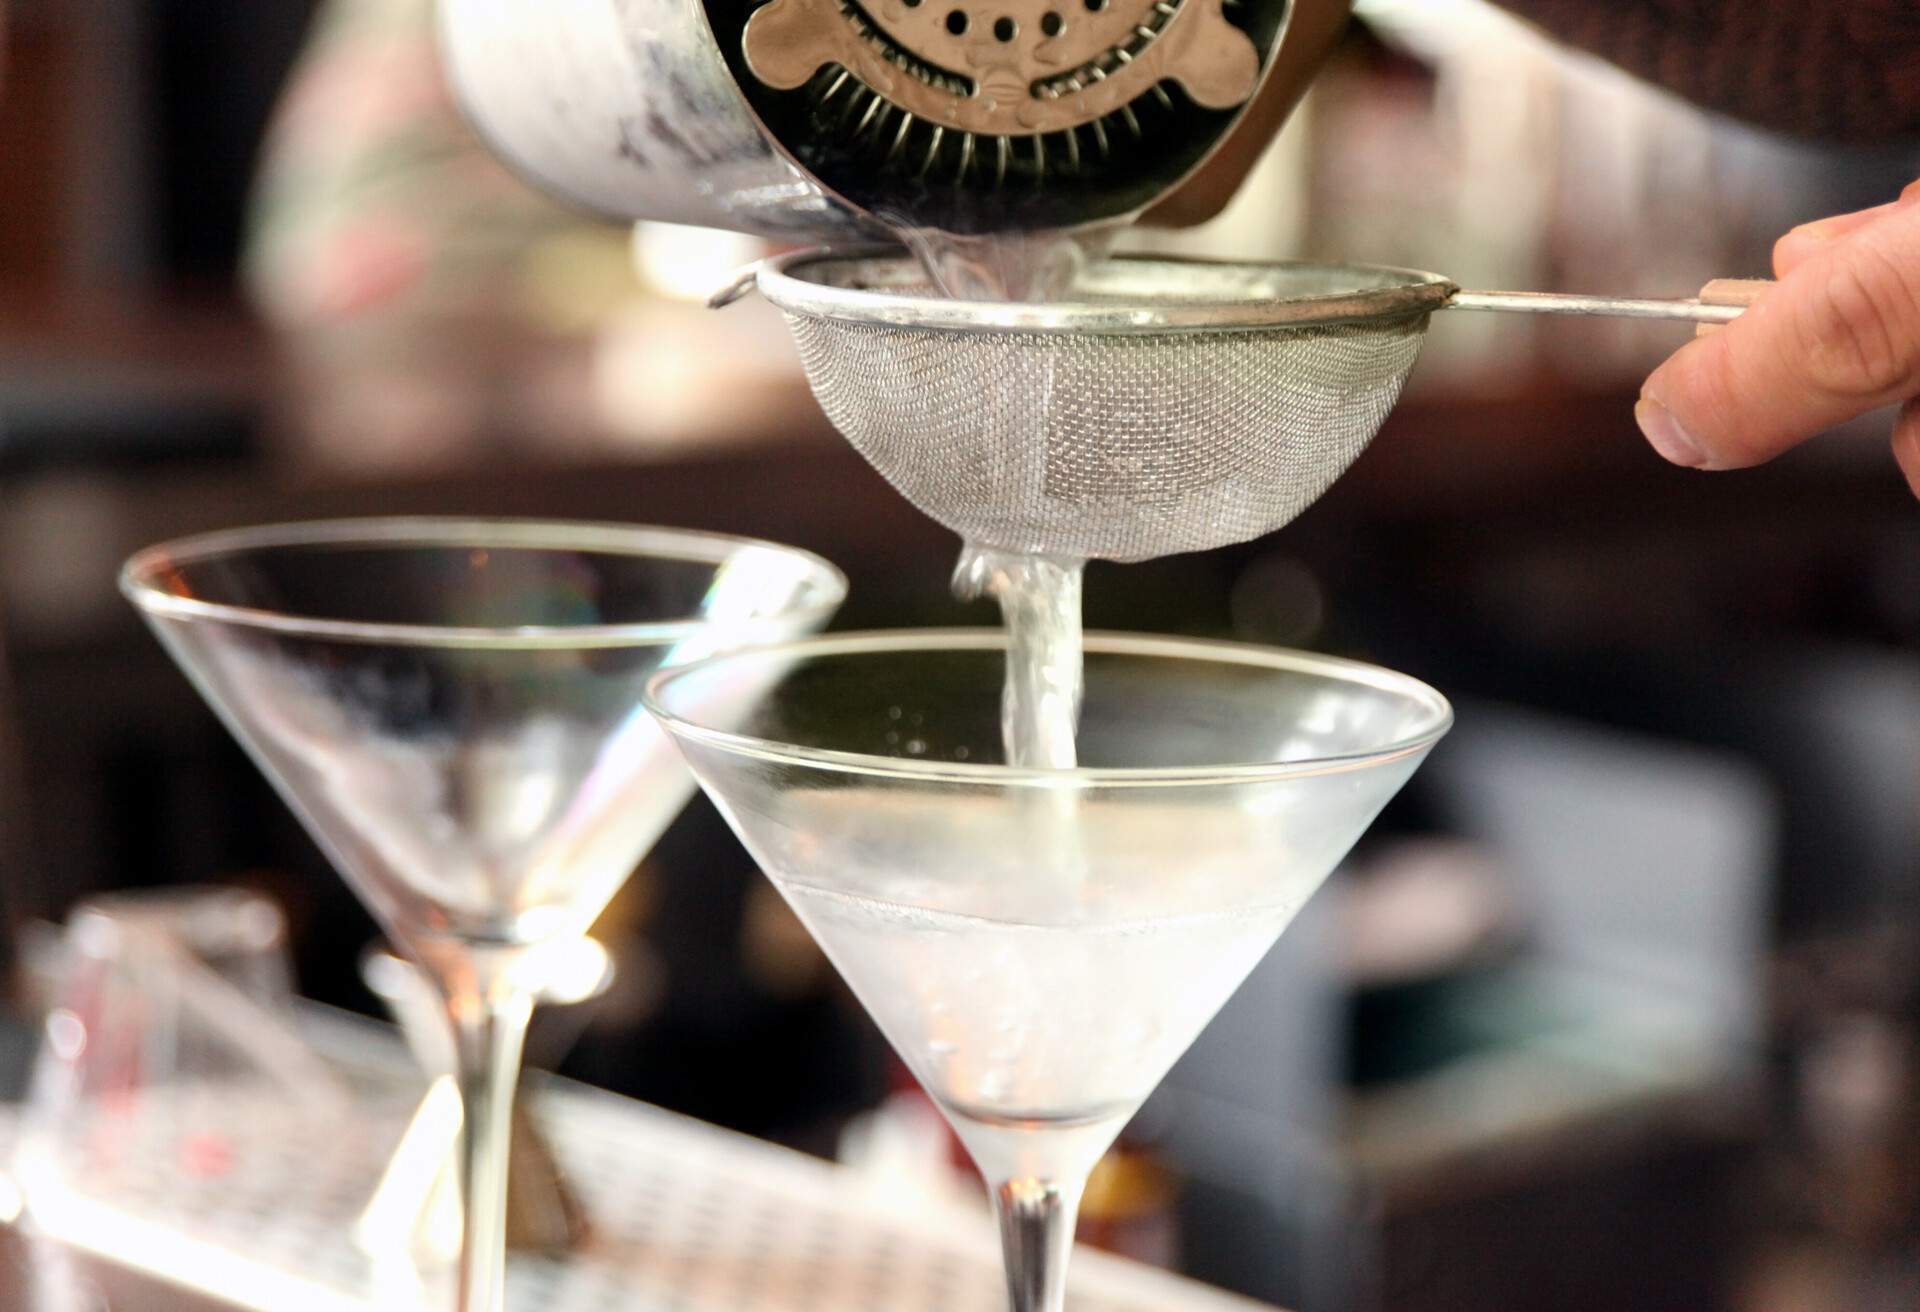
[716,250,1761,562]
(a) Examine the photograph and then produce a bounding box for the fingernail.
[1635,397,1706,467]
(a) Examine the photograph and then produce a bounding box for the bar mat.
[0,1011,1273,1312]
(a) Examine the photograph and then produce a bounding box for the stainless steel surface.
[742,0,1260,135]
[436,0,1296,238]
[755,251,1458,332]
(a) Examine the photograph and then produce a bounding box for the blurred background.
[0,0,1916,1308]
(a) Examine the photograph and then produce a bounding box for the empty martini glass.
[644,629,1451,1312]
[120,518,845,1312]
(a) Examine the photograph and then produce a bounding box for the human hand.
[1636,183,1920,499]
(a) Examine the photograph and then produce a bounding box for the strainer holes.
[1084,0,1106,11]
[946,9,969,33]
[993,15,1017,40]
[1040,10,1063,34]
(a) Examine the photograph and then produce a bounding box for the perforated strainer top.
[754,252,1456,562]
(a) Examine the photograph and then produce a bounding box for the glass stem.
[992,1177,1084,1312]
[439,952,534,1312]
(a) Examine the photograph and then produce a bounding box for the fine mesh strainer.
[718,250,1761,562]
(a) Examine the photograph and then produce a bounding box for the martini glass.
[645,629,1451,1312]
[120,517,845,1312]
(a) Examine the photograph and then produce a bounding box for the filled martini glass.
[644,629,1451,1312]
[120,518,845,1312]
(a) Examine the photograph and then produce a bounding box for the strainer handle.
[708,259,775,310]
[1448,279,1771,325]
[707,244,905,310]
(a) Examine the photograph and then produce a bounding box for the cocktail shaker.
[437,0,1309,241]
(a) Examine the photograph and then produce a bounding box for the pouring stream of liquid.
[952,546,1084,770]
[908,225,1109,768]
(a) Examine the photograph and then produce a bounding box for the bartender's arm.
[1163,0,1920,498]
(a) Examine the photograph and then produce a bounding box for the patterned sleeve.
[1492,0,1920,141]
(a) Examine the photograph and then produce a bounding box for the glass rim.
[118,517,848,649]
[643,628,1453,787]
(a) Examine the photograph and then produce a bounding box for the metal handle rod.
[709,260,771,310]
[1447,290,1747,324]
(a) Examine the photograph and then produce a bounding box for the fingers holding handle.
[1693,280,1772,338]
[1637,194,1920,477]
